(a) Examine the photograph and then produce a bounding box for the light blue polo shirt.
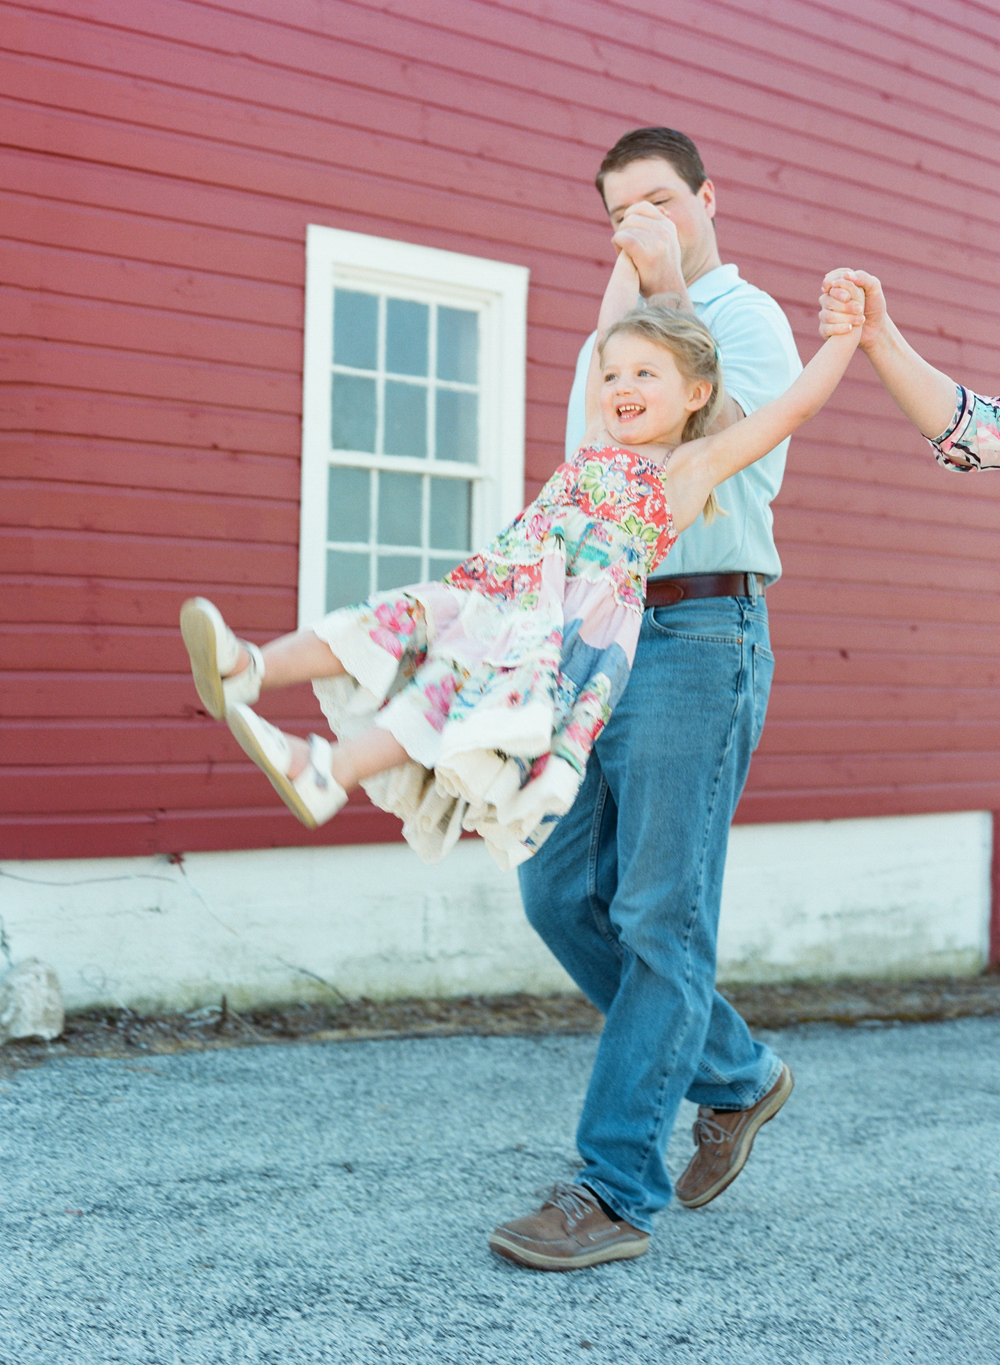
[564,263,802,584]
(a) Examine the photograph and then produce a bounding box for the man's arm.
[612,201,693,311]
[704,391,745,434]
[565,332,594,458]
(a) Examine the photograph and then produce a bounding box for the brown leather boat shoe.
[674,1062,794,1209]
[489,1182,649,1271]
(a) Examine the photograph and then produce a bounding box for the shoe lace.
[692,1113,731,1146]
[543,1182,597,1226]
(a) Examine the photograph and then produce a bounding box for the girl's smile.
[616,401,645,423]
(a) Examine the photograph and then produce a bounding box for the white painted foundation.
[717,812,991,982]
[2,812,990,1014]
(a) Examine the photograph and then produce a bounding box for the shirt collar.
[687,263,742,307]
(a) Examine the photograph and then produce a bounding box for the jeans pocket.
[646,602,743,644]
[751,644,775,751]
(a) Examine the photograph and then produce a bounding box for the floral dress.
[312,445,677,869]
[930,385,1000,471]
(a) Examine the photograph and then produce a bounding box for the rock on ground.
[0,959,64,1045]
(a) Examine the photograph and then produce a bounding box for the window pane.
[384,381,427,458]
[385,298,429,376]
[332,373,376,453]
[377,554,423,592]
[435,389,478,463]
[333,289,378,371]
[378,471,423,547]
[429,477,471,550]
[437,307,478,383]
[327,466,370,544]
[326,549,371,612]
[429,554,463,580]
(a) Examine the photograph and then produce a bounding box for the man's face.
[601,157,716,277]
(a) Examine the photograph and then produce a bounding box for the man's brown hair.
[596,127,708,201]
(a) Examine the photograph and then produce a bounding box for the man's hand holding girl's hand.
[612,200,683,298]
[819,269,886,351]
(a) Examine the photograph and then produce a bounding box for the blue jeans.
[518,591,782,1233]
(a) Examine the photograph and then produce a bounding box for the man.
[490,128,802,1271]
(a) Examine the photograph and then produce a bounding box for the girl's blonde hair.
[599,305,727,523]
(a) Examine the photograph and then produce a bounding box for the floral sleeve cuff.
[929,384,1000,471]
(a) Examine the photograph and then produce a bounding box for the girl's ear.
[685,379,713,414]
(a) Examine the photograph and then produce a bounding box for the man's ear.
[686,380,713,413]
[698,179,716,222]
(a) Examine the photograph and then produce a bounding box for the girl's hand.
[818,267,861,337]
[819,268,887,352]
[609,241,641,288]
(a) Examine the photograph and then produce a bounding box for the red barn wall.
[3,0,999,859]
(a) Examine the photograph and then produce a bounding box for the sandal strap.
[222,640,264,709]
[306,733,336,789]
[289,734,347,822]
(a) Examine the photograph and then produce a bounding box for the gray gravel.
[1,1018,998,1365]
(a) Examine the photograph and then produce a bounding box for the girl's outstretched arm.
[664,293,863,532]
[580,249,641,439]
[819,269,958,441]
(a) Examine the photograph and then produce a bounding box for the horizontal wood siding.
[3,0,999,857]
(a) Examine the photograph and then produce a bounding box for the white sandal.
[180,597,264,719]
[226,703,348,829]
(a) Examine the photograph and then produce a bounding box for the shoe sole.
[227,706,319,830]
[675,1063,795,1210]
[180,599,227,720]
[488,1232,649,1272]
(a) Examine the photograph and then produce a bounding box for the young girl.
[181,253,862,869]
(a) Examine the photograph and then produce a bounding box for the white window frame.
[298,225,529,625]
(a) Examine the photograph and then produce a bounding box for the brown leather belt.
[645,573,765,608]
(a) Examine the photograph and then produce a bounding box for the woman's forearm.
[862,316,957,440]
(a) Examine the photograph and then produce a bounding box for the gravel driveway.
[2,1017,997,1364]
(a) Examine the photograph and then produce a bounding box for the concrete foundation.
[1,812,990,1013]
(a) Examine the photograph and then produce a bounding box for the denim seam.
[645,624,743,646]
[708,1058,784,1112]
[711,603,772,1108]
[697,1057,737,1086]
[587,776,621,956]
[632,625,748,1189]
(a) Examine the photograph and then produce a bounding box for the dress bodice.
[535,445,678,573]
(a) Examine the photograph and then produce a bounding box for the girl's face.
[599,332,711,447]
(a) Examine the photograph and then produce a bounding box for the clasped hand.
[818,268,885,349]
[611,200,683,299]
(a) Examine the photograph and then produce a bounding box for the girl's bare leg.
[284,724,408,785]
[226,628,346,690]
